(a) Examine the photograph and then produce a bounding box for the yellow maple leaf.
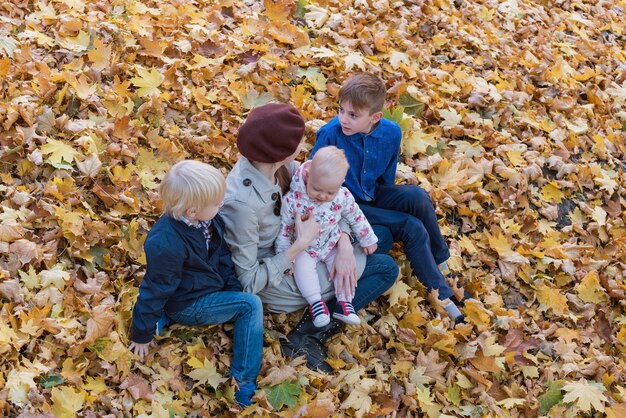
[263,0,294,21]
[386,279,411,306]
[576,271,608,304]
[267,21,309,47]
[135,148,169,189]
[67,74,97,101]
[432,159,467,189]
[186,357,225,389]
[340,378,376,418]
[130,67,163,97]
[41,138,80,166]
[488,231,514,256]
[540,182,564,203]
[535,282,568,315]
[84,376,108,396]
[87,37,111,71]
[403,127,437,156]
[463,300,492,330]
[124,218,147,264]
[290,85,312,108]
[51,386,86,418]
[40,264,70,290]
[562,379,607,412]
[58,30,91,52]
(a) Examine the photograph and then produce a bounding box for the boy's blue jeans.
[167,291,263,385]
[358,184,453,300]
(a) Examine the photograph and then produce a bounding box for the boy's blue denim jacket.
[311,116,402,202]
[130,214,242,343]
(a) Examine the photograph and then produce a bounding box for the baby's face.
[306,166,345,203]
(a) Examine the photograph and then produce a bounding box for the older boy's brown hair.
[338,73,386,114]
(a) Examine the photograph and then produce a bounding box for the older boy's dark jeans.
[358,184,454,301]
[167,291,263,386]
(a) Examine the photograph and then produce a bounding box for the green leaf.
[398,93,425,118]
[447,384,461,406]
[40,373,65,389]
[538,380,564,415]
[295,0,308,18]
[382,105,405,124]
[263,380,301,410]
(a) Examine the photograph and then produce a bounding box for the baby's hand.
[129,340,154,360]
[363,243,378,255]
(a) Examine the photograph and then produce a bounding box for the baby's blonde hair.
[159,160,225,220]
[311,146,349,180]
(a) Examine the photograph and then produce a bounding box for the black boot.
[281,309,343,373]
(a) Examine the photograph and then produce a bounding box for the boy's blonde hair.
[311,146,349,179]
[159,160,225,220]
[339,73,386,114]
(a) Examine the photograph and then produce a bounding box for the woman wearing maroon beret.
[221,103,398,372]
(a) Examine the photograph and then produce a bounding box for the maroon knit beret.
[237,103,305,163]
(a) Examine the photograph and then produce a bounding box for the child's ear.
[185,207,196,219]
[371,111,383,123]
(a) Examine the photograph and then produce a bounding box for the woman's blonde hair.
[159,160,225,220]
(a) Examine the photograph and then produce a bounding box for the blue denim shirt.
[311,116,402,202]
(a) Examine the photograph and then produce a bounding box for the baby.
[276,146,378,327]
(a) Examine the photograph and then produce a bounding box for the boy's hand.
[362,243,378,255]
[129,341,155,360]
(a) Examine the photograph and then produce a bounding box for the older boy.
[129,160,262,406]
[311,73,465,323]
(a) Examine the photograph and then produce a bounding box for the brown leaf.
[0,279,24,303]
[9,239,38,265]
[0,221,25,242]
[84,304,115,344]
[120,374,153,401]
[593,310,614,344]
[258,364,297,386]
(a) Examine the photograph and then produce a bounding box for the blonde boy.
[129,160,262,406]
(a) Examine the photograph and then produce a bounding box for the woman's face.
[279,137,305,166]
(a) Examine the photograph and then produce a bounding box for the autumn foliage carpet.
[1,0,626,416]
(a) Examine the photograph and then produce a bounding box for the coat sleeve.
[130,239,184,344]
[221,201,292,294]
[341,190,378,247]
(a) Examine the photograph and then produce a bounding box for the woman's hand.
[331,233,357,300]
[129,341,154,360]
[294,212,320,249]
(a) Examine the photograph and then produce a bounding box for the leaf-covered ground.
[1,0,626,416]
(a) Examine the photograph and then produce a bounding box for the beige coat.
[220,157,366,313]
